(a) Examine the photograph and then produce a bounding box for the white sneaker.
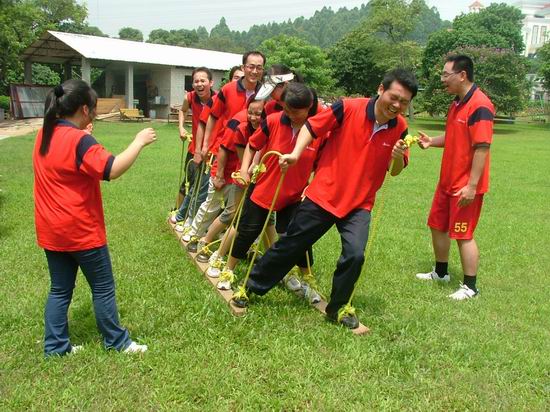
[208,251,219,265]
[448,284,478,301]
[182,232,194,242]
[301,283,321,304]
[207,257,225,278]
[123,341,148,354]
[415,269,450,283]
[69,345,83,354]
[217,268,235,290]
[284,274,302,291]
[175,222,191,233]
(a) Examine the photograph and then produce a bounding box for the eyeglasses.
[244,64,264,72]
[441,71,461,79]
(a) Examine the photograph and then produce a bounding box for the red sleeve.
[234,123,249,147]
[249,119,269,151]
[305,99,343,139]
[468,106,494,147]
[77,135,114,181]
[210,86,227,119]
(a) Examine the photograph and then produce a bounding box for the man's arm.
[178,94,190,140]
[455,147,489,207]
[201,115,217,160]
[418,131,445,149]
[238,144,257,183]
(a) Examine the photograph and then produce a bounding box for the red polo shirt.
[209,79,260,152]
[264,100,283,116]
[199,97,223,155]
[440,84,494,195]
[187,89,215,154]
[33,120,115,251]
[249,111,323,211]
[210,110,247,184]
[304,97,409,218]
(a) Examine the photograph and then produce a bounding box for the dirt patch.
[0,118,42,140]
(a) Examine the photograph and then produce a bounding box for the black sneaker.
[326,310,359,330]
[232,295,249,308]
[186,237,199,253]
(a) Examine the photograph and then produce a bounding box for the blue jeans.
[44,246,131,356]
[176,162,210,222]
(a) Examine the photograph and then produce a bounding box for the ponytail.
[39,80,97,156]
[307,87,319,118]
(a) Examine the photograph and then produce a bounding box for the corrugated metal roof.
[43,30,242,70]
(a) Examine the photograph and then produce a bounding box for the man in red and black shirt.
[415,55,494,301]
[171,67,215,223]
[200,51,265,159]
[234,69,418,329]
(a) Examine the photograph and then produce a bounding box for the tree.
[420,3,527,115]
[537,42,550,92]
[259,35,337,95]
[328,0,424,96]
[118,27,143,42]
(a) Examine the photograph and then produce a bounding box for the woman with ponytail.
[33,79,156,356]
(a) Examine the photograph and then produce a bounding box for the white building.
[20,31,243,118]
[514,1,550,56]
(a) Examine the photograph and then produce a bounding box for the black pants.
[232,197,312,268]
[247,198,371,315]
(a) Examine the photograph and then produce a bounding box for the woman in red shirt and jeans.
[33,79,156,356]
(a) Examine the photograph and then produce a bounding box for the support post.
[81,57,91,84]
[125,63,134,108]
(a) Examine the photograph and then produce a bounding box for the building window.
[184,75,193,92]
[541,26,547,44]
[532,25,539,45]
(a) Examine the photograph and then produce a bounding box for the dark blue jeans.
[44,246,131,356]
[175,161,210,222]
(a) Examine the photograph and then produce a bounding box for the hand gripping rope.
[182,153,214,225]
[231,150,288,304]
[172,132,193,210]
[337,134,419,322]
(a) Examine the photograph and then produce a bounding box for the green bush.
[0,95,10,111]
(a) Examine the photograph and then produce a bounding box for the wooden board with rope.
[167,219,247,316]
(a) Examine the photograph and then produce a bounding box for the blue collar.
[56,119,80,129]
[454,84,477,106]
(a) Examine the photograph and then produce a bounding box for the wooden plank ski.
[290,290,370,335]
[167,220,247,316]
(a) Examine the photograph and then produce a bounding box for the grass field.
[0,118,549,410]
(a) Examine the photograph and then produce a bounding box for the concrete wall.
[150,66,172,118]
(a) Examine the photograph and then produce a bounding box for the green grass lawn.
[0,118,549,410]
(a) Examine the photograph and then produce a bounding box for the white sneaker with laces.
[415,269,450,283]
[448,284,478,301]
[182,232,194,242]
[208,251,219,265]
[207,257,224,278]
[123,341,148,354]
[175,222,190,233]
[284,274,302,291]
[217,268,235,290]
[69,345,83,354]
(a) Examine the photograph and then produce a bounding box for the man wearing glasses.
[200,51,265,160]
[415,55,495,301]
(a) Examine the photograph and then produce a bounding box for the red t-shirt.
[440,84,494,195]
[199,98,224,155]
[304,97,409,218]
[264,100,283,116]
[33,120,115,251]
[249,111,323,211]
[187,89,215,154]
[210,110,247,184]
[209,79,260,153]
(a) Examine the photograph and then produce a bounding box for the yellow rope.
[231,150,286,303]
[339,134,419,322]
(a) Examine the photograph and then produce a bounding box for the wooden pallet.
[167,220,369,334]
[167,220,246,316]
